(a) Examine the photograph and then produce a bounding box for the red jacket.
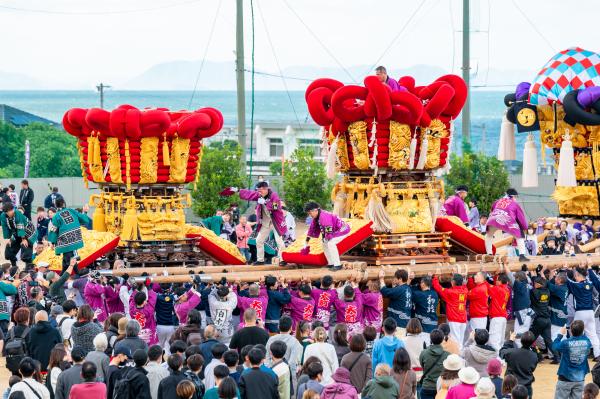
[467,278,489,318]
[488,283,510,319]
[433,276,468,323]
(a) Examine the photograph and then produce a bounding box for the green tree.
[190,140,246,218]
[270,148,334,216]
[0,122,80,178]
[444,152,509,214]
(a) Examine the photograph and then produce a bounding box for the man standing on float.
[441,185,469,224]
[227,182,287,265]
[485,188,529,262]
[47,198,91,272]
[303,202,350,271]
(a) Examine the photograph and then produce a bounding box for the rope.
[0,0,203,15]
[188,0,223,108]
[510,0,555,52]
[248,0,256,188]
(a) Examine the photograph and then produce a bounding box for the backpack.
[5,327,30,373]
[112,368,136,399]
[592,361,600,387]
[105,330,118,356]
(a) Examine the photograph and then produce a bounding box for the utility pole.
[96,83,111,109]
[235,0,247,156]
[461,0,471,152]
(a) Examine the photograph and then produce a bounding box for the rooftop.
[0,104,60,127]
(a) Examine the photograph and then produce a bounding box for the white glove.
[230,187,239,192]
[257,197,266,205]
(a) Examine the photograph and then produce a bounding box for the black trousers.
[530,316,555,356]
[62,250,77,273]
[4,240,33,266]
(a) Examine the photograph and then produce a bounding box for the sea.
[0,90,529,158]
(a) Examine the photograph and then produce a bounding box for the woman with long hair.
[391,347,417,399]
[297,356,322,387]
[103,312,124,355]
[47,345,69,397]
[296,320,313,364]
[332,323,350,364]
[403,318,428,380]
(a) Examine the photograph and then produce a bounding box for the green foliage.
[190,140,246,218]
[444,152,509,214]
[0,122,81,178]
[272,148,334,216]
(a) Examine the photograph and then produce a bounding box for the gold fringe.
[162,133,171,166]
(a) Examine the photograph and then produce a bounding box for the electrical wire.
[255,0,302,129]
[188,0,222,108]
[0,0,203,15]
[281,0,356,83]
[365,0,428,76]
[510,0,555,52]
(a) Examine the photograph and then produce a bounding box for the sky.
[2,0,600,89]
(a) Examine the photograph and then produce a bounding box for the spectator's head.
[170,340,187,356]
[406,318,423,335]
[349,334,366,353]
[584,383,600,399]
[34,310,48,324]
[148,345,164,363]
[312,326,328,343]
[134,291,147,307]
[296,320,311,341]
[223,350,238,369]
[331,367,352,385]
[77,304,94,322]
[457,366,480,386]
[239,215,248,225]
[441,354,464,381]
[243,308,257,325]
[187,309,201,326]
[62,300,77,316]
[167,354,183,372]
[222,213,231,223]
[175,380,196,399]
[48,346,68,370]
[474,329,489,345]
[18,357,37,378]
[279,315,293,333]
[394,269,408,284]
[93,332,108,352]
[511,385,529,399]
[343,285,355,300]
[430,329,444,345]
[307,360,323,382]
[475,377,497,399]
[301,390,320,399]
[383,317,397,335]
[451,273,464,287]
[374,363,391,377]
[363,325,377,342]
[204,324,216,339]
[187,354,204,374]
[322,275,333,288]
[240,345,253,366]
[253,344,267,360]
[81,361,97,383]
[248,283,259,297]
[8,375,21,388]
[71,346,86,364]
[30,287,42,301]
[392,347,411,373]
[248,348,264,366]
[184,345,201,360]
[520,331,536,349]
[211,343,229,361]
[21,180,28,188]
[438,323,450,340]
[502,375,518,397]
[125,320,141,338]
[571,320,585,337]
[218,377,237,399]
[270,340,287,361]
[333,323,348,347]
[486,358,502,378]
[113,347,132,364]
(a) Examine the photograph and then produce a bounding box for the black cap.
[506,188,518,197]
[304,201,320,213]
[114,346,132,359]
[256,181,269,188]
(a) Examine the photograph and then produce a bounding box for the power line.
[366,0,428,75]
[0,0,203,15]
[510,0,555,52]
[281,0,356,83]
[255,0,303,129]
[188,0,222,108]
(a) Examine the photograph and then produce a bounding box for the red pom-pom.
[331,85,367,122]
[364,76,392,120]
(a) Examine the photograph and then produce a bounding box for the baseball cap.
[114,346,132,359]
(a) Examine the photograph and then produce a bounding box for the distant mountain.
[0,70,45,90]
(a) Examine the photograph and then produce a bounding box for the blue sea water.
[0,90,526,158]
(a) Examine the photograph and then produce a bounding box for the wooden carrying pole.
[105,264,297,276]
[131,254,600,284]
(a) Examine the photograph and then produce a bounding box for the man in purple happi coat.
[129,287,158,345]
[375,66,402,92]
[303,202,350,271]
[485,188,529,262]
[310,275,337,330]
[227,181,287,265]
[333,284,364,337]
[441,185,470,223]
[83,275,109,322]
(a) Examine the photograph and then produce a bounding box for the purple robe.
[239,189,287,236]
[289,291,315,329]
[235,286,268,328]
[175,289,201,324]
[310,288,337,329]
[333,288,364,336]
[105,285,124,314]
[361,291,383,332]
[129,288,158,345]
[307,210,350,241]
[386,77,402,92]
[487,196,528,238]
[441,195,469,223]
[84,281,108,322]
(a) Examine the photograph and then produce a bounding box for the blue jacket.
[381,284,412,328]
[552,334,591,382]
[265,288,291,333]
[547,281,568,326]
[512,279,531,312]
[411,287,438,332]
[372,335,404,374]
[567,278,594,311]
[155,292,177,326]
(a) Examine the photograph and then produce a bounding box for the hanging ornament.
[522,134,538,187]
[556,130,577,187]
[497,112,516,161]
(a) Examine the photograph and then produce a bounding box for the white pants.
[488,317,507,351]
[574,310,600,357]
[449,321,467,350]
[485,226,526,255]
[256,216,285,262]
[514,309,532,348]
[156,325,175,354]
[322,234,347,266]
[470,317,488,331]
[551,324,563,341]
